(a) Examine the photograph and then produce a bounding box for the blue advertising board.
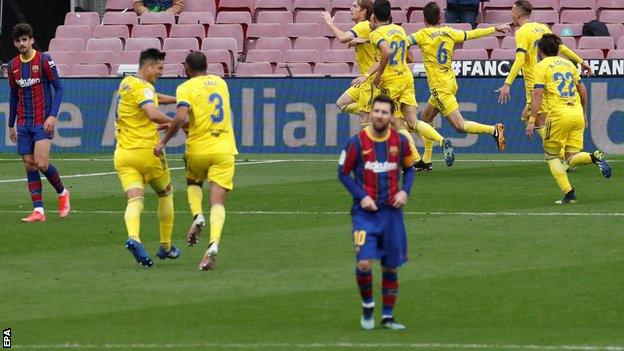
[0,77,622,154]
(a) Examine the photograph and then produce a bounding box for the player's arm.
[461,24,510,42]
[141,102,171,124]
[351,62,379,87]
[321,12,356,43]
[156,93,176,105]
[577,81,588,124]
[7,67,18,143]
[132,0,149,15]
[154,104,188,156]
[497,36,526,104]
[374,39,392,88]
[338,141,368,201]
[392,135,416,208]
[527,87,545,139]
[559,45,593,76]
[42,54,64,133]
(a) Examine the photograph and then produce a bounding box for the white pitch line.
[10,342,624,350]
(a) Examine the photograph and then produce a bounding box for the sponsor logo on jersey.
[15,77,41,88]
[364,161,397,173]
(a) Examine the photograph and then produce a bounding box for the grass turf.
[0,153,622,350]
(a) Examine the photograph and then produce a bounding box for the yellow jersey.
[506,22,551,87]
[176,75,238,156]
[369,24,411,82]
[115,76,159,150]
[350,20,376,75]
[533,56,582,117]
[408,26,495,89]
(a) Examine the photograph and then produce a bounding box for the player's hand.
[321,11,333,26]
[360,196,378,212]
[8,128,17,144]
[347,37,368,48]
[495,23,511,33]
[525,121,535,139]
[154,142,165,157]
[581,62,594,76]
[373,74,382,89]
[158,123,170,131]
[496,84,511,104]
[43,116,57,134]
[351,75,368,87]
[391,190,408,209]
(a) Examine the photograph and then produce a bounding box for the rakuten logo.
[364,161,397,173]
[16,77,41,87]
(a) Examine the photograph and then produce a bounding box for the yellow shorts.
[543,113,585,154]
[346,84,361,102]
[184,153,235,190]
[114,148,171,193]
[359,77,416,118]
[429,82,459,117]
[523,87,547,122]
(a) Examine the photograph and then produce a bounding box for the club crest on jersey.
[364,161,398,173]
[389,146,399,156]
[32,65,40,73]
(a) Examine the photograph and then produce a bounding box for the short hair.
[139,48,166,67]
[12,23,34,41]
[372,95,395,115]
[514,0,533,16]
[373,0,391,22]
[538,34,561,57]
[357,0,374,21]
[423,2,441,26]
[185,51,207,72]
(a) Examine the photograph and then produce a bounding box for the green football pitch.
[1,153,622,351]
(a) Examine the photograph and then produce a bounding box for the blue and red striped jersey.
[338,128,415,206]
[7,51,64,128]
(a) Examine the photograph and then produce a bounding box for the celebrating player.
[338,95,415,331]
[496,0,592,137]
[114,48,179,267]
[154,52,238,271]
[407,1,508,169]
[527,34,611,204]
[7,23,70,222]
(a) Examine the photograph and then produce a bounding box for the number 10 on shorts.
[353,230,367,248]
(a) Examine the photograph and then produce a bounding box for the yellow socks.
[342,102,360,114]
[462,121,495,135]
[397,127,422,163]
[423,137,434,163]
[547,158,572,194]
[568,152,592,167]
[158,194,174,251]
[124,197,144,242]
[209,204,226,245]
[187,184,203,217]
[413,120,444,144]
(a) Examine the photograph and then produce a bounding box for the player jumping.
[7,23,70,222]
[154,51,238,271]
[527,34,611,204]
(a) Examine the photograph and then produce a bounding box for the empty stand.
[170,24,206,39]
[103,12,138,26]
[599,10,624,24]
[285,23,320,38]
[208,24,245,53]
[490,49,516,60]
[131,24,167,40]
[216,11,253,25]
[87,38,124,55]
[462,37,499,50]
[560,9,596,23]
[139,12,175,25]
[94,25,130,40]
[453,49,488,60]
[184,0,216,13]
[255,37,292,52]
[257,11,293,23]
[55,25,92,44]
[163,38,200,51]
[164,50,191,64]
[246,49,283,63]
[178,12,216,24]
[284,49,320,64]
[49,38,85,53]
[125,37,161,51]
[294,37,331,52]
[64,12,100,30]
[236,62,273,76]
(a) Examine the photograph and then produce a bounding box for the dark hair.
[372,95,395,115]
[358,0,374,21]
[373,0,391,22]
[538,34,561,57]
[514,0,533,16]
[12,23,34,41]
[139,48,166,67]
[185,51,207,72]
[423,2,441,26]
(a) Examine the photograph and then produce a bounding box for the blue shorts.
[17,125,53,155]
[351,205,408,268]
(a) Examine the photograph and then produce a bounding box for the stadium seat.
[531,10,559,24]
[46,51,78,66]
[131,25,167,40]
[86,38,124,55]
[599,10,624,24]
[103,12,138,26]
[483,0,514,11]
[606,24,624,43]
[407,0,436,19]
[462,37,499,50]
[49,38,85,53]
[201,37,238,54]
[163,38,200,51]
[254,0,292,14]
[483,10,510,23]
[94,25,130,41]
[162,63,185,77]
[293,0,330,13]
[314,62,351,75]
[257,11,293,23]
[331,0,354,13]
[170,24,206,39]
[551,23,583,37]
[333,11,352,23]
[296,10,327,25]
[202,50,233,72]
[184,0,216,13]
[294,37,331,53]
[391,10,408,24]
[476,23,513,36]
[164,49,190,64]
[64,12,100,30]
[285,23,320,38]
[116,50,141,64]
[236,62,273,76]
[559,0,595,10]
[409,11,425,23]
[617,37,624,49]
[178,12,215,25]
[322,49,355,65]
[501,36,515,49]
[55,64,71,77]
[106,0,133,11]
[246,49,283,63]
[69,64,110,77]
[444,23,473,31]
[408,47,422,62]
[531,0,558,10]
[125,37,161,51]
[284,49,320,64]
[218,0,253,13]
[597,0,620,15]
[255,37,292,52]
[490,49,516,60]
[139,12,176,27]
[560,36,577,49]
[55,25,92,44]
[403,23,426,34]
[560,10,596,24]
[247,23,283,40]
[208,24,244,53]
[79,50,116,66]
[453,49,488,60]
[216,11,252,26]
[606,49,624,58]
[206,63,226,76]
[578,36,614,50]
[575,49,605,58]
[275,62,313,75]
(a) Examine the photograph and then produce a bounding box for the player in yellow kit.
[155,52,238,271]
[322,0,374,125]
[407,2,508,170]
[496,0,593,137]
[527,35,611,204]
[114,48,179,267]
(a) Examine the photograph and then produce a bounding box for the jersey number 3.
[209,93,224,122]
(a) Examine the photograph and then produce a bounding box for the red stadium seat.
[79,50,116,66]
[218,0,253,13]
[293,0,330,13]
[131,25,167,40]
[254,0,291,13]
[403,23,426,35]
[170,24,206,39]
[69,64,110,77]
[333,11,352,23]
[483,0,514,11]
[531,0,558,10]
[560,10,596,24]
[140,12,175,26]
[103,12,138,26]
[322,49,355,65]
[116,50,141,64]
[408,47,422,62]
[462,37,499,50]
[444,23,473,31]
[164,49,190,64]
[453,49,488,60]
[216,11,252,25]
[331,0,353,14]
[559,36,577,49]
[257,11,293,23]
[597,0,621,15]
[606,49,624,58]
[206,63,225,76]
[476,23,514,37]
[575,49,605,58]
[125,37,161,51]
[295,11,325,25]
[606,24,624,43]
[236,62,273,76]
[55,25,92,44]
[94,25,130,40]
[201,37,238,53]
[275,62,313,75]
[391,10,408,24]
[285,23,320,38]
[599,10,624,24]
[484,10,511,23]
[409,11,424,23]
[284,49,320,64]
[578,36,614,50]
[531,10,559,24]
[559,0,595,11]
[246,49,283,63]
[184,0,216,13]
[501,36,515,49]
[106,0,133,11]
[551,23,583,37]
[46,51,78,65]
[163,38,200,51]
[162,63,185,77]
[255,37,292,52]
[490,49,516,60]
[617,37,624,49]
[247,23,283,39]
[49,38,85,53]
[64,12,100,30]
[86,38,124,55]
[202,50,233,72]
[294,37,331,53]
[314,62,350,75]
[178,12,215,25]
[207,24,244,53]
[407,0,436,20]
[320,22,352,39]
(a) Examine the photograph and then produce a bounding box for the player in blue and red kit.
[7,23,70,222]
[338,95,416,330]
